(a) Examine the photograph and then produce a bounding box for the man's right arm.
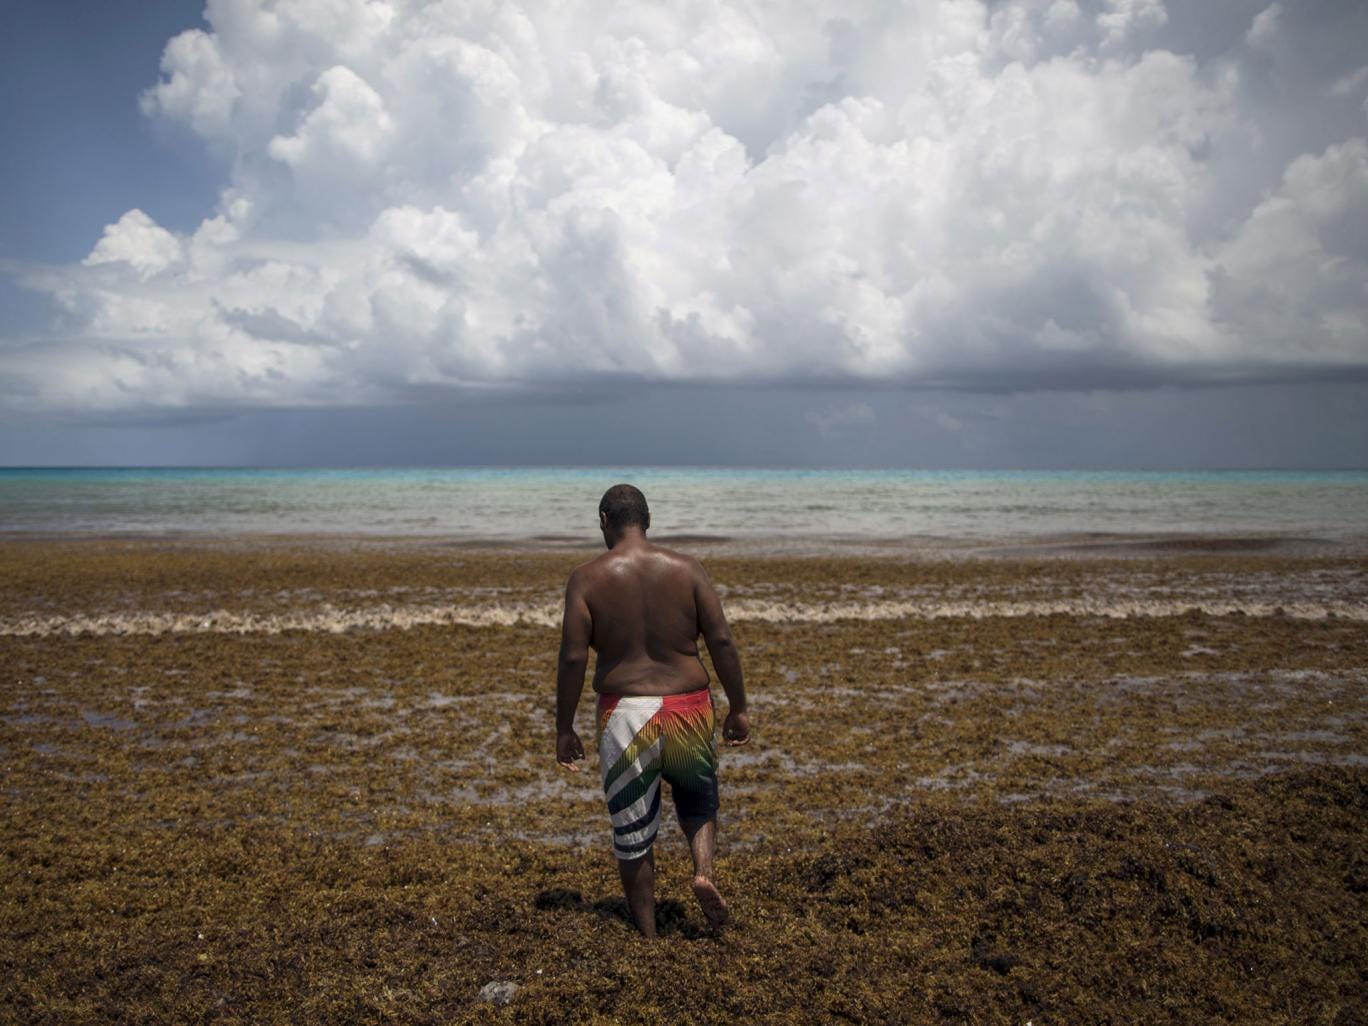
[554,570,592,770]
[693,559,750,745]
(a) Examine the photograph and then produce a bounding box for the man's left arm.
[555,571,592,772]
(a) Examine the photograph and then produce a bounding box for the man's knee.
[673,785,719,827]
[617,846,656,870]
[677,811,715,832]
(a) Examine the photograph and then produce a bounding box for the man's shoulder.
[648,544,704,577]
[565,554,607,588]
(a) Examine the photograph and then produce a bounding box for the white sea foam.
[2,595,1363,637]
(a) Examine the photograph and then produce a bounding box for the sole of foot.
[692,876,729,929]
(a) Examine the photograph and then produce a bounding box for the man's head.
[598,484,650,545]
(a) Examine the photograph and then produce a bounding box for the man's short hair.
[599,484,650,530]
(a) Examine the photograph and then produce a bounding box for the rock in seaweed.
[478,980,519,1006]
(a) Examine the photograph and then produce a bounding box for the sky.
[0,0,1365,468]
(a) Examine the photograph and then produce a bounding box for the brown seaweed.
[1,540,1364,1024]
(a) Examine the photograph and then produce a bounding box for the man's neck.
[610,528,649,550]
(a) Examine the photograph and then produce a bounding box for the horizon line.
[3,464,1368,474]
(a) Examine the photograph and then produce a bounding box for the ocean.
[1,467,1366,544]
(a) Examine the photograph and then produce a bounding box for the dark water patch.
[79,708,137,731]
[653,533,733,545]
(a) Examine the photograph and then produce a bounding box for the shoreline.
[1,527,1365,559]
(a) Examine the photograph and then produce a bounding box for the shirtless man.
[554,484,751,938]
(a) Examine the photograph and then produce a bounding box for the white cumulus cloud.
[3,0,1367,414]
[83,210,186,281]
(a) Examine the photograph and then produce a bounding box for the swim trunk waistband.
[597,686,712,715]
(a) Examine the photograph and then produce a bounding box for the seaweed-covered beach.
[2,538,1365,1024]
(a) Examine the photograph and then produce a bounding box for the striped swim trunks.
[596,687,720,860]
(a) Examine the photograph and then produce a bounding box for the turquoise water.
[1,468,1366,541]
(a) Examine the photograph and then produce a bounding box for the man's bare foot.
[692,875,729,928]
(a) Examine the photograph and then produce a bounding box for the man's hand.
[722,708,751,746]
[556,729,585,772]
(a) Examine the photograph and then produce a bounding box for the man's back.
[569,542,712,696]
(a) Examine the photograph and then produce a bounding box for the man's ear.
[599,511,609,529]
[644,513,651,530]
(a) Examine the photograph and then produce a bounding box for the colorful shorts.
[596,687,720,860]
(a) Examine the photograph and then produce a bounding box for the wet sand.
[2,538,1365,1024]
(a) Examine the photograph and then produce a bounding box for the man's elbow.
[705,630,736,653]
[558,650,589,670]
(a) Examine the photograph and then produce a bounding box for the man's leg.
[598,696,664,939]
[680,814,728,928]
[680,814,715,878]
[617,846,657,939]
